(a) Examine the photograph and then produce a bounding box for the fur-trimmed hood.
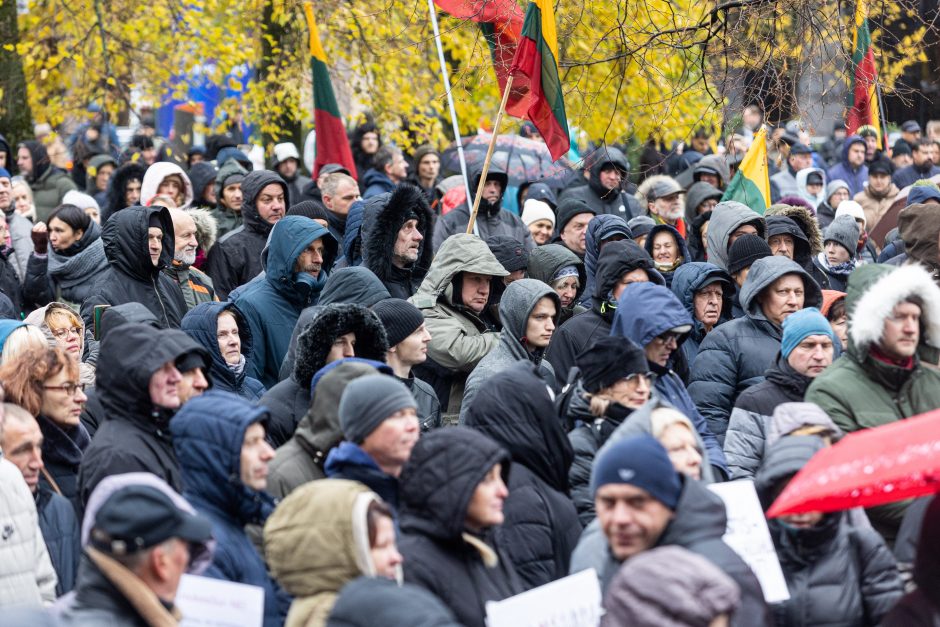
[361,183,434,284]
[103,161,147,224]
[846,263,940,358]
[634,174,681,210]
[293,303,389,387]
[765,202,823,255]
[186,207,218,252]
[140,161,194,208]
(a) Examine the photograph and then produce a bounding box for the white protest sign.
[485,568,601,627]
[176,574,265,627]
[709,479,790,604]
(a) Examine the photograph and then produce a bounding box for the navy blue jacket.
[362,169,397,199]
[37,484,80,596]
[325,441,400,516]
[171,391,287,627]
[670,262,734,369]
[580,215,632,308]
[609,281,728,476]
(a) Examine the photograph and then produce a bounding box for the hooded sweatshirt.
[898,203,940,280]
[705,201,766,272]
[827,136,869,197]
[526,243,587,324]
[794,167,826,208]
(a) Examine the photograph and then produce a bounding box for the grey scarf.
[227,354,246,376]
[47,222,108,288]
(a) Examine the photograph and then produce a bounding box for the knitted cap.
[835,200,867,230]
[780,307,835,358]
[591,434,682,509]
[339,374,417,443]
[0,167,10,180]
[576,335,649,393]
[521,198,556,227]
[555,197,596,232]
[627,215,656,239]
[868,158,893,176]
[372,298,425,347]
[825,179,849,201]
[824,214,860,256]
[727,234,772,274]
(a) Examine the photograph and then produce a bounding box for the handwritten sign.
[176,574,264,627]
[485,568,601,627]
[709,480,791,604]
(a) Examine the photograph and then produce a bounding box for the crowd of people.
[0,106,939,627]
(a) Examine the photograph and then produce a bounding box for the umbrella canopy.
[441,133,574,190]
[767,408,940,518]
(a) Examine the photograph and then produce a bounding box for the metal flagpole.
[428,0,476,235]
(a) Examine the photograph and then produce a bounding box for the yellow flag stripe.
[303,2,327,63]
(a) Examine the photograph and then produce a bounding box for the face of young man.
[524,297,556,349]
[879,301,921,360]
[787,334,834,376]
[595,483,674,561]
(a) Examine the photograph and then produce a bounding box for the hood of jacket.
[96,323,210,429]
[526,244,586,305]
[591,239,664,313]
[214,158,248,205]
[187,207,218,251]
[841,135,867,166]
[464,361,573,493]
[140,161,194,208]
[24,302,87,356]
[766,401,842,450]
[740,255,822,322]
[765,215,813,264]
[20,140,50,183]
[584,214,632,298]
[467,162,509,214]
[611,281,693,349]
[264,479,376,598]
[496,278,560,362]
[361,169,396,194]
[765,202,823,255]
[98,302,160,338]
[753,435,825,509]
[103,161,147,224]
[913,497,940,594]
[412,233,508,307]
[171,390,274,524]
[263,215,337,305]
[706,201,766,271]
[319,266,391,308]
[341,195,377,266]
[794,167,826,208]
[361,183,434,285]
[85,154,118,194]
[898,203,940,272]
[683,181,723,224]
[240,170,289,236]
[325,577,462,627]
[845,263,940,359]
[692,155,730,186]
[181,301,256,390]
[187,161,218,201]
[586,146,629,200]
[644,223,691,270]
[294,303,388,387]
[658,476,729,548]
[670,262,733,327]
[102,205,175,281]
[399,427,510,541]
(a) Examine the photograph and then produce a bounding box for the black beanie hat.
[555,197,596,233]
[576,335,649,393]
[288,201,330,222]
[485,235,529,273]
[372,298,426,347]
[728,234,772,274]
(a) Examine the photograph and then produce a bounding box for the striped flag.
[506,0,570,161]
[303,3,357,179]
[721,126,771,214]
[846,0,883,148]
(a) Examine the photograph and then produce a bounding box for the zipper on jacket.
[152,275,169,326]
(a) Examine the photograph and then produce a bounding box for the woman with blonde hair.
[25,302,95,386]
[0,345,89,509]
[0,320,48,363]
[11,178,37,222]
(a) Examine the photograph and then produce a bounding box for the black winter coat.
[464,362,582,589]
[37,484,80,596]
[0,247,23,315]
[80,206,187,329]
[204,170,287,299]
[37,414,89,514]
[400,373,442,431]
[399,427,525,627]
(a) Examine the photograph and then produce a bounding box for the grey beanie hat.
[825,179,850,202]
[823,214,860,257]
[339,374,418,443]
[627,215,656,238]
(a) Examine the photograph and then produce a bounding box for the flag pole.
[428,0,473,228]
[466,75,513,235]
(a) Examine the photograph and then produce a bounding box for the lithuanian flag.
[721,126,770,214]
[507,0,569,161]
[303,3,357,179]
[846,0,882,148]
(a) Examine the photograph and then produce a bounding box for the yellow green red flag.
[721,126,771,214]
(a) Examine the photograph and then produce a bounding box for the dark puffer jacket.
[77,323,210,506]
[559,146,642,220]
[399,427,525,627]
[755,436,903,626]
[260,303,387,448]
[102,161,146,224]
[689,256,822,443]
[181,301,266,401]
[546,239,663,387]
[683,181,722,261]
[80,206,188,329]
[670,262,734,368]
[881,497,940,626]
[36,414,89,514]
[579,214,633,308]
[465,362,581,589]
[205,170,289,299]
[171,391,286,627]
[360,183,434,299]
[526,243,587,325]
[609,281,728,476]
[37,483,80,596]
[326,577,462,627]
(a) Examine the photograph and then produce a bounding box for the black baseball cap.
[901,120,921,133]
[90,485,213,555]
[319,163,351,177]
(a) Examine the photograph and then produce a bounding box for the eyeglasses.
[43,382,86,396]
[51,326,82,340]
[655,331,683,345]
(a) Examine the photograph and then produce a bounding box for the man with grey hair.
[164,207,216,310]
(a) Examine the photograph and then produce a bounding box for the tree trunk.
[0,0,33,148]
[259,0,301,151]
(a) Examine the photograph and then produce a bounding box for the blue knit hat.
[780,307,834,359]
[0,167,10,180]
[591,434,682,510]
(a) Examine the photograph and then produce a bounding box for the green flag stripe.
[312,57,341,119]
[722,172,767,215]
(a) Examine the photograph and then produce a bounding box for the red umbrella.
[767,408,940,518]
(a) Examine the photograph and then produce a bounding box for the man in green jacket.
[806,262,940,542]
[17,140,77,223]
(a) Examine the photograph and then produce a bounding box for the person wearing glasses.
[610,281,728,480]
[0,345,88,513]
[25,302,96,386]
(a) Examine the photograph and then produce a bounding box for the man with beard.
[641,176,687,238]
[164,208,216,310]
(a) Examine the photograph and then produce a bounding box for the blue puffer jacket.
[670,262,734,368]
[181,301,266,401]
[610,282,728,476]
[826,136,868,197]
[643,223,691,288]
[325,441,400,516]
[234,216,337,388]
[580,215,633,308]
[37,484,80,596]
[688,256,822,444]
[171,390,287,627]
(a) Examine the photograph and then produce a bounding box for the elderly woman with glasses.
[0,345,89,511]
[25,302,96,387]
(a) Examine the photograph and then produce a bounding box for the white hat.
[835,199,866,230]
[62,190,100,211]
[521,199,555,227]
[273,142,300,166]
